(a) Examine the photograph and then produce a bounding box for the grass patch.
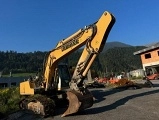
[0,87,20,115]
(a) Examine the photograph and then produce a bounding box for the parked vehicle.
[144,67,159,80]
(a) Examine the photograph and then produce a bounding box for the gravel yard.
[4,80,159,120]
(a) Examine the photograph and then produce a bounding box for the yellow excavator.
[19,11,115,117]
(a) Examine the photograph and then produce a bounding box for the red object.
[146,73,159,80]
[109,78,120,84]
[98,78,108,83]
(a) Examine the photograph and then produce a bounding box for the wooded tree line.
[0,46,145,76]
[0,51,47,74]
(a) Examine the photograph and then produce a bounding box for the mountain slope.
[103,41,132,51]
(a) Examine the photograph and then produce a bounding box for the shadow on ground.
[54,82,159,117]
[1,110,44,120]
[78,88,159,115]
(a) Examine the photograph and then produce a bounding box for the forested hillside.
[0,46,146,76]
[0,51,47,74]
[99,46,145,73]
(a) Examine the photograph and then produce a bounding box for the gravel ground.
[3,80,159,120]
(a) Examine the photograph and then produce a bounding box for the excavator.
[19,11,115,117]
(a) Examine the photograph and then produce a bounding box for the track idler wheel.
[61,88,93,117]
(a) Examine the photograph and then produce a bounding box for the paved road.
[51,80,159,120]
[4,80,159,120]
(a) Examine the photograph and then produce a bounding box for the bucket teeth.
[61,89,93,117]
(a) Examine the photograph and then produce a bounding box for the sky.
[1,0,159,53]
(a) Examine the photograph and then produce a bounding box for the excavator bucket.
[61,88,93,117]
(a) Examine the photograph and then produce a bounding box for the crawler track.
[19,94,55,117]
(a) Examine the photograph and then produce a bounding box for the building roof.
[134,42,159,55]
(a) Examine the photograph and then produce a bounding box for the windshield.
[58,64,71,87]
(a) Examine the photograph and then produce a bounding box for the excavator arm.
[62,11,115,117]
[70,12,115,91]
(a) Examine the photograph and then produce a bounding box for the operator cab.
[57,64,71,90]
